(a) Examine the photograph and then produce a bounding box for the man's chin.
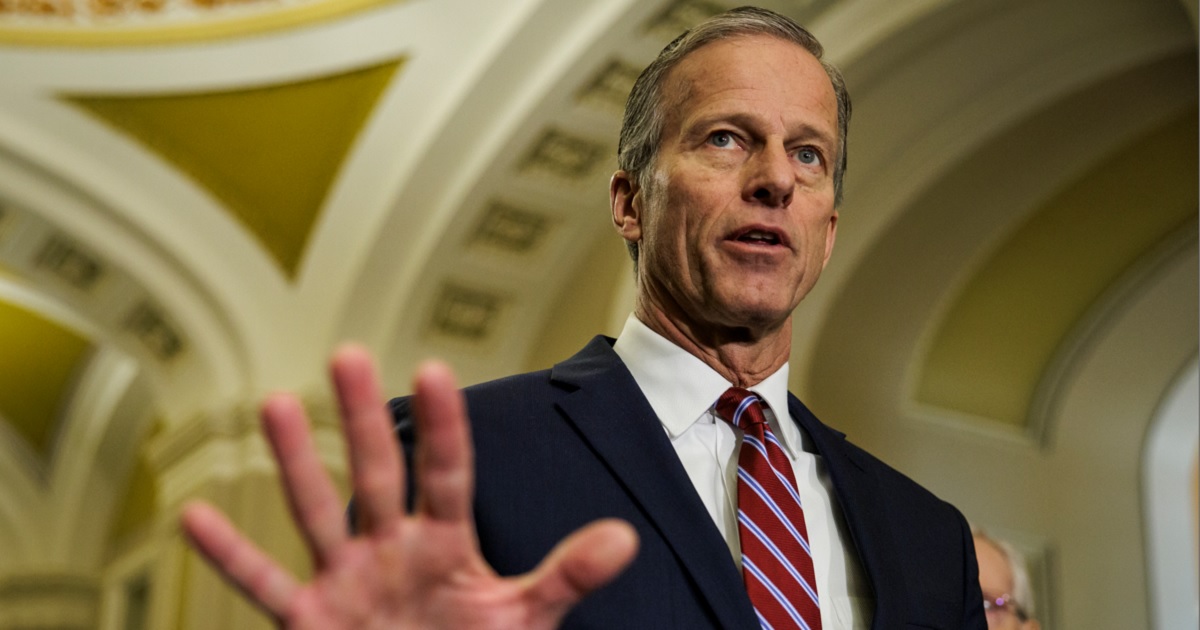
[709,303,793,337]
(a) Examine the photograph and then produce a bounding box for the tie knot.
[715,387,769,430]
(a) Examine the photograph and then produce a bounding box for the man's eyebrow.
[687,111,760,131]
[786,123,836,149]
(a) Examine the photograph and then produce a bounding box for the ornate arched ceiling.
[0,0,1194,621]
[917,111,1196,430]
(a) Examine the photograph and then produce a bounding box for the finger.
[411,360,473,522]
[180,500,301,619]
[331,344,403,531]
[261,393,348,562]
[522,519,639,619]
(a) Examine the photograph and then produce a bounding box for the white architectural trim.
[1143,359,1200,630]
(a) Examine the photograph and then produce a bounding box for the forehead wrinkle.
[666,44,837,143]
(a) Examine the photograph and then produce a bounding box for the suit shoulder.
[842,437,960,509]
[791,396,963,516]
[388,367,557,421]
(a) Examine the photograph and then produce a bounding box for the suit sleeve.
[957,509,987,629]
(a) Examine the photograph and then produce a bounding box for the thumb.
[522,519,639,620]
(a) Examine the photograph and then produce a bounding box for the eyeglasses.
[983,594,1029,622]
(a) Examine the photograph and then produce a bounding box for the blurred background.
[0,0,1195,627]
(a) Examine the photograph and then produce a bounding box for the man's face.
[975,536,1037,630]
[613,35,839,337]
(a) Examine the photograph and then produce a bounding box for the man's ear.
[610,170,643,245]
[821,210,838,269]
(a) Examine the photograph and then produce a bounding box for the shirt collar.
[612,314,802,457]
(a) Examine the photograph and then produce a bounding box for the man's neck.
[633,301,792,388]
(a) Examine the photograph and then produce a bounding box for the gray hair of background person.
[974,527,1038,619]
[616,6,853,265]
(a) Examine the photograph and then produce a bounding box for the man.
[182,7,986,629]
[974,530,1041,630]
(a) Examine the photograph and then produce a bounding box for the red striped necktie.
[716,387,821,630]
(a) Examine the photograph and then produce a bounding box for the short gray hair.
[973,528,1038,619]
[617,6,852,263]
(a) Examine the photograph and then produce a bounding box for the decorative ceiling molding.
[0,141,254,420]
[428,283,508,343]
[0,0,403,46]
[0,572,97,629]
[144,391,342,510]
[644,0,728,38]
[121,300,184,361]
[576,59,642,113]
[341,0,651,382]
[469,201,555,255]
[33,233,105,293]
[519,128,609,181]
[0,200,190,370]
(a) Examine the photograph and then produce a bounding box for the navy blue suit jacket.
[389,336,985,629]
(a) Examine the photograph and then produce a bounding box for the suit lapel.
[787,395,907,627]
[551,337,757,629]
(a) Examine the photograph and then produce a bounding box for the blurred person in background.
[974,528,1042,630]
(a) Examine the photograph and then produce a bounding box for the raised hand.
[180,344,638,629]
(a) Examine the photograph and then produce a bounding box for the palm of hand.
[181,347,636,629]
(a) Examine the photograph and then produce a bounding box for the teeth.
[740,231,777,243]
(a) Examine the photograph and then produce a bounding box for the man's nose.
[745,143,794,208]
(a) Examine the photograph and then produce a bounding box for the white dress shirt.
[613,315,874,629]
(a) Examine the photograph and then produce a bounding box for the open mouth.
[731,228,785,247]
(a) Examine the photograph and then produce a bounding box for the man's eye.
[708,131,736,148]
[796,148,822,165]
